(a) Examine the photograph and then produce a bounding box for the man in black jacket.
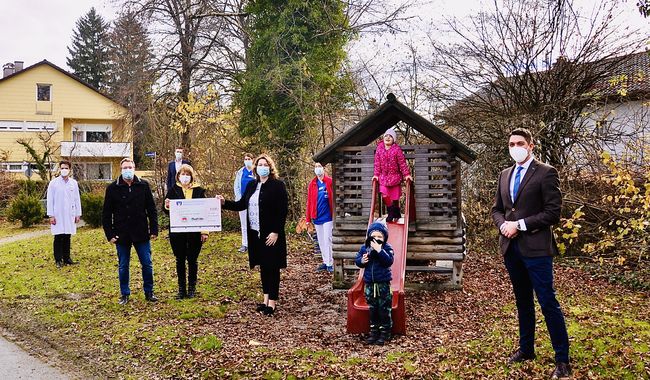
[102,158,159,305]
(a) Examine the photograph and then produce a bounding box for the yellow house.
[0,60,132,180]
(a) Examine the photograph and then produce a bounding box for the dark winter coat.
[102,175,158,244]
[223,178,288,269]
[355,222,394,283]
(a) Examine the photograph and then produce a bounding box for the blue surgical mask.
[256,166,270,177]
[314,167,324,176]
[122,168,135,180]
[244,159,253,169]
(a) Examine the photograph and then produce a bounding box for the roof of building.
[313,93,477,164]
[0,59,127,109]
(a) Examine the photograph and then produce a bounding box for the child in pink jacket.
[372,128,412,222]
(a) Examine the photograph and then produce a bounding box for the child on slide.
[355,221,394,345]
[372,128,412,222]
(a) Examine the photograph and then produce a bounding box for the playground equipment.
[346,178,414,334]
[313,94,477,335]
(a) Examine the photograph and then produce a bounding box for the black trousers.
[169,232,202,290]
[53,234,71,263]
[260,265,281,300]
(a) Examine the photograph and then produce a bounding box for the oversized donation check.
[169,198,221,232]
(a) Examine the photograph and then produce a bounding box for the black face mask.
[365,236,384,247]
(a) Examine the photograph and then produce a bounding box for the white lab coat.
[46,176,82,235]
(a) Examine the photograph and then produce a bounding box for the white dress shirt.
[506,154,534,231]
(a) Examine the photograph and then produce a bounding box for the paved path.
[0,227,74,379]
[0,335,69,380]
[0,229,50,245]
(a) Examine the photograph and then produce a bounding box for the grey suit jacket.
[491,159,562,257]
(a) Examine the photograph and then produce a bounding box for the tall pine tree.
[66,7,110,90]
[107,11,155,165]
[236,0,353,218]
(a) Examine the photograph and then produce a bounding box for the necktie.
[513,166,524,202]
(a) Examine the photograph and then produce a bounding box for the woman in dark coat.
[217,154,288,315]
[164,164,209,299]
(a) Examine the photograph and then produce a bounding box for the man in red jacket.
[306,162,335,273]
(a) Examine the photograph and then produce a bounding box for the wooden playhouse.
[313,93,476,290]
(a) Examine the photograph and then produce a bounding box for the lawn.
[0,227,648,379]
[0,217,49,239]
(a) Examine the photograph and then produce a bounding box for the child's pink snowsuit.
[374,141,410,202]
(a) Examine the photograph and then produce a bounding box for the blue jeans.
[116,241,154,296]
[504,241,570,363]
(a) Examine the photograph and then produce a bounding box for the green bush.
[80,193,104,228]
[6,193,44,228]
[14,179,47,197]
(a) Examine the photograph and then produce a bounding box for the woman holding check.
[216,154,288,316]
[164,164,208,299]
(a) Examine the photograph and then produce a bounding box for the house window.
[71,124,112,142]
[72,163,112,181]
[0,120,56,132]
[86,131,110,142]
[37,84,51,101]
[3,163,24,172]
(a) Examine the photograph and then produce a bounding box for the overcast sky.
[0,0,647,72]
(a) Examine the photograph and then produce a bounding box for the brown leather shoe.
[551,362,571,379]
[508,349,536,365]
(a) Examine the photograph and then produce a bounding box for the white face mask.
[509,146,529,163]
[60,169,70,177]
[175,152,183,160]
[314,167,324,176]
[244,159,253,169]
[179,174,191,185]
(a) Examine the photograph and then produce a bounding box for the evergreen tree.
[66,7,110,90]
[236,0,353,218]
[106,11,155,166]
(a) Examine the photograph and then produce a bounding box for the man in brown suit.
[491,128,571,379]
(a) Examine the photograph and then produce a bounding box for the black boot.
[187,284,196,299]
[391,201,401,221]
[365,326,380,345]
[375,328,391,345]
[385,206,395,222]
[177,277,187,300]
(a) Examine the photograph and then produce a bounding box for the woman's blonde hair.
[254,154,278,180]
[176,164,196,184]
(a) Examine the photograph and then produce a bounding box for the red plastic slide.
[346,178,414,335]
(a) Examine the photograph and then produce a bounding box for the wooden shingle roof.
[313,93,477,164]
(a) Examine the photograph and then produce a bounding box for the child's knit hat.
[383,128,397,141]
[367,220,389,244]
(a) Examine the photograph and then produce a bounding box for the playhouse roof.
[313,93,477,164]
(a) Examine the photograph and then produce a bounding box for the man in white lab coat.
[46,160,82,268]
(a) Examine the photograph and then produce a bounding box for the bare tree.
[122,0,248,149]
[428,0,647,171]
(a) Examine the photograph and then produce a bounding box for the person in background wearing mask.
[233,153,256,253]
[164,164,209,299]
[216,154,288,316]
[102,158,159,305]
[305,162,334,273]
[166,147,191,192]
[46,160,82,268]
[491,128,570,379]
